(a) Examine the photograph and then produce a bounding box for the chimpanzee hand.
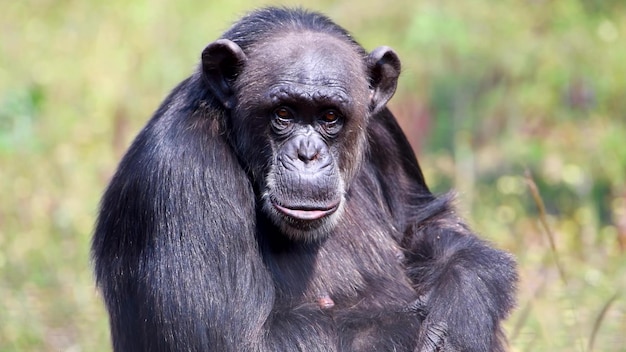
[407,296,455,352]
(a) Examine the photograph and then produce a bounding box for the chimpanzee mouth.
[271,199,340,221]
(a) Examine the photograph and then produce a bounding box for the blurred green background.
[1,0,625,351]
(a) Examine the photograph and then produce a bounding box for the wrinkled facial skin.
[231,32,371,240]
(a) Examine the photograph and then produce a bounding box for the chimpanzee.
[92,7,517,352]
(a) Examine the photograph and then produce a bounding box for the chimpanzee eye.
[272,106,294,132]
[322,110,339,123]
[275,107,291,120]
[319,109,343,135]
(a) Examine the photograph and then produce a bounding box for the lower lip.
[273,202,339,221]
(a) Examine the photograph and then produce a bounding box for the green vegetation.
[1,0,624,350]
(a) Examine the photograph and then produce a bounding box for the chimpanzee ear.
[201,39,247,110]
[366,46,401,115]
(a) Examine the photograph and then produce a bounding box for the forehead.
[243,31,368,88]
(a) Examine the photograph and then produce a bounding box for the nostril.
[298,150,319,163]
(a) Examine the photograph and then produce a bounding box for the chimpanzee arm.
[403,198,517,352]
[92,79,274,352]
[367,108,517,352]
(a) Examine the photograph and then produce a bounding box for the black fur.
[93,7,516,352]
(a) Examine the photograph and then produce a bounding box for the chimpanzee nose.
[297,137,320,163]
